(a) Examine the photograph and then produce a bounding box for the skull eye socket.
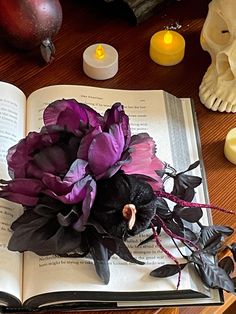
[204,10,230,46]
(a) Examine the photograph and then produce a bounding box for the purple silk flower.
[0,99,163,232]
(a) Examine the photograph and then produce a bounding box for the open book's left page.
[0,82,26,304]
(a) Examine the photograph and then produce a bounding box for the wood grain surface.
[0,0,235,313]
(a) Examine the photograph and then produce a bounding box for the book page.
[22,85,215,304]
[0,81,26,303]
[23,232,193,303]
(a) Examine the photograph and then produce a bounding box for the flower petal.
[63,159,88,184]
[88,130,123,177]
[45,175,92,204]
[77,127,102,160]
[104,103,131,149]
[73,179,96,231]
[43,99,103,133]
[109,124,125,153]
[33,145,68,174]
[8,210,82,255]
[0,178,42,206]
[42,159,88,196]
[96,155,131,180]
[122,133,164,191]
[42,174,72,195]
[7,131,60,179]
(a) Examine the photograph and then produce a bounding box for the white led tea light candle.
[83,43,118,80]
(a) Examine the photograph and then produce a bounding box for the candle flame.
[164,31,173,45]
[95,44,105,59]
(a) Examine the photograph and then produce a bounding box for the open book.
[0,81,222,312]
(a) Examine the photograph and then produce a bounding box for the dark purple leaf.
[182,187,195,201]
[150,263,187,278]
[183,187,196,201]
[172,184,195,201]
[165,220,184,237]
[183,227,198,242]
[201,225,234,246]
[229,243,236,262]
[202,233,222,255]
[218,256,235,275]
[155,198,171,218]
[101,236,144,265]
[86,220,108,235]
[138,233,155,246]
[174,207,203,223]
[182,160,200,172]
[194,259,235,292]
[155,197,169,210]
[8,211,82,255]
[171,181,185,198]
[89,240,110,284]
[173,214,184,229]
[178,174,202,189]
[232,277,236,291]
[187,251,203,265]
[171,161,202,200]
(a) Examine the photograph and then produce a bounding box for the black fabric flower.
[8,197,83,255]
[91,171,158,238]
[8,171,158,283]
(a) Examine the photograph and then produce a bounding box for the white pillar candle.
[224,128,236,165]
[83,43,118,80]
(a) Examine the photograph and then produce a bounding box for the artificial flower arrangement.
[0,99,236,293]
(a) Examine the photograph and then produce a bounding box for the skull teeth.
[199,79,236,113]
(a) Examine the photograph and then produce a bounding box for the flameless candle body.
[150,30,185,66]
[224,128,236,165]
[83,43,118,80]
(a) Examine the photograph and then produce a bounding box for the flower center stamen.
[122,204,137,230]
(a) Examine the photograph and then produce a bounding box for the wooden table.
[0,0,235,313]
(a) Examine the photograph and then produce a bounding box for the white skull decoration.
[199,0,236,113]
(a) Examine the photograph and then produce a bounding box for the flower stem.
[154,214,199,250]
[172,238,189,258]
[151,223,181,289]
[156,190,235,214]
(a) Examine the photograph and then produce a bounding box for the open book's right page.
[23,85,220,306]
